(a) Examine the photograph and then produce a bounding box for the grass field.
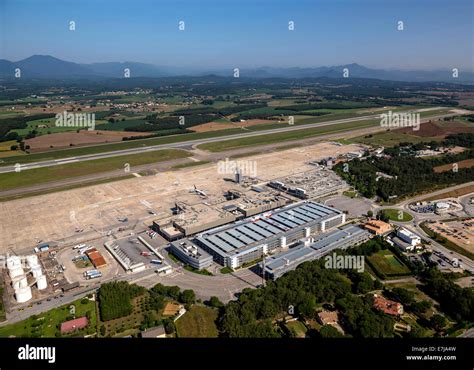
[0,298,97,338]
[284,320,308,338]
[0,149,190,191]
[381,209,413,222]
[0,140,27,159]
[367,249,411,277]
[172,160,211,169]
[0,287,5,322]
[175,306,219,338]
[198,119,380,152]
[0,128,244,166]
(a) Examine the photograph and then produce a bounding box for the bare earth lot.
[25,130,150,152]
[190,119,276,132]
[434,159,474,173]
[398,120,474,138]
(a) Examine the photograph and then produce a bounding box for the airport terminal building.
[192,201,346,268]
[260,224,371,280]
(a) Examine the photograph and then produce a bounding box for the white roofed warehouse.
[192,201,346,269]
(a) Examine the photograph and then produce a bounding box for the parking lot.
[57,244,120,284]
[322,194,374,218]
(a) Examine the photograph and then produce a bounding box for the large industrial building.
[153,191,289,241]
[169,239,213,270]
[267,164,350,200]
[260,224,371,280]
[192,201,346,268]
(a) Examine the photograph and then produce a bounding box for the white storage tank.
[11,275,23,289]
[36,275,48,290]
[6,256,22,270]
[31,265,43,278]
[26,255,39,268]
[15,286,32,303]
[9,266,24,279]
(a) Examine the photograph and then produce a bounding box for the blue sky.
[1,0,472,70]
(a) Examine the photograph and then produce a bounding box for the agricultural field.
[175,306,219,338]
[24,130,150,152]
[0,140,26,158]
[366,249,411,278]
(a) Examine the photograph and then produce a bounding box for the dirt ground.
[25,130,150,152]
[398,121,474,137]
[0,142,363,253]
[434,158,474,173]
[190,119,277,132]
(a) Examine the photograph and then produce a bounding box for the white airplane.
[189,185,207,198]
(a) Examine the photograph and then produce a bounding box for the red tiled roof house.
[60,316,89,334]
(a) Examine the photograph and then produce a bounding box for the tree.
[430,314,447,331]
[390,288,415,305]
[10,145,18,150]
[410,300,432,315]
[163,319,176,334]
[179,289,196,304]
[100,325,106,336]
[297,294,316,318]
[367,210,373,218]
[209,296,223,308]
[167,286,181,300]
[319,325,344,338]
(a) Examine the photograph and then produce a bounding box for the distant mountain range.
[0,55,473,83]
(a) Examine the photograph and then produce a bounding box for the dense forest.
[335,134,474,201]
[98,281,146,321]
[420,269,474,323]
[216,238,397,338]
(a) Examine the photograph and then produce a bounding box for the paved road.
[0,107,447,174]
